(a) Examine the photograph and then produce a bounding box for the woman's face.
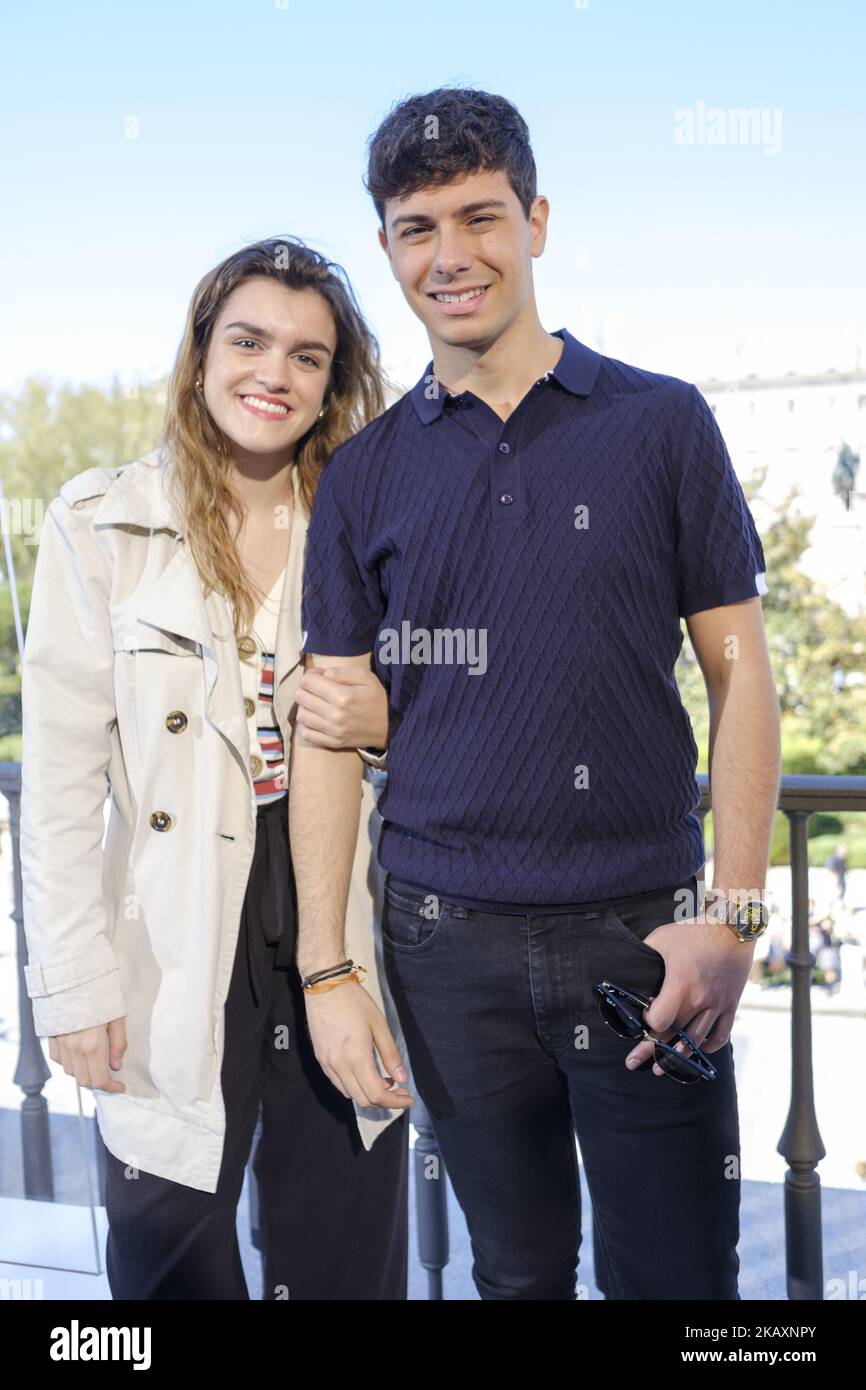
[201,275,337,469]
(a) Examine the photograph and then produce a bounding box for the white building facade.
[698,368,866,617]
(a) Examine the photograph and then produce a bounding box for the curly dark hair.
[364,86,537,228]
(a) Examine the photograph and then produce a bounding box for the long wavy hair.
[160,236,387,639]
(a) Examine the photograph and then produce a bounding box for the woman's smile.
[237,392,294,421]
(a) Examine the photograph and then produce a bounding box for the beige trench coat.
[20,449,404,1194]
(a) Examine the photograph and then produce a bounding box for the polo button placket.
[452,363,555,525]
[490,428,523,525]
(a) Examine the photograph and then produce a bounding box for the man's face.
[378,168,549,353]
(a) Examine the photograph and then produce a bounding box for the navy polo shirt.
[300,327,768,911]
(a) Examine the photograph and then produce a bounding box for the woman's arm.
[20,492,126,1038]
[294,661,389,767]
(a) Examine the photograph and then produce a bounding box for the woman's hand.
[48,1018,127,1093]
[295,663,389,751]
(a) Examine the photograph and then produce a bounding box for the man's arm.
[290,652,367,980]
[687,596,781,897]
[622,385,778,1075]
[289,651,411,1110]
[622,596,780,1075]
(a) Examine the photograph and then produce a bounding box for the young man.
[289,87,781,1301]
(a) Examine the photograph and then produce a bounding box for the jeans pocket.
[382,882,450,952]
[603,906,664,960]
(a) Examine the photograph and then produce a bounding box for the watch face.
[736,901,768,936]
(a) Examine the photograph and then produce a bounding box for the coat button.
[237,635,256,657]
[249,754,264,777]
[165,709,188,733]
[243,697,256,718]
[149,810,175,832]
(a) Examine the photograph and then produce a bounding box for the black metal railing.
[6,763,866,1299]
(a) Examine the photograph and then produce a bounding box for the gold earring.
[195,377,203,389]
[317,404,326,419]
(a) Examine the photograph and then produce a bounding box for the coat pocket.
[113,624,203,657]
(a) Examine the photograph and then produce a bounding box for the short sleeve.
[300,452,384,655]
[673,383,768,619]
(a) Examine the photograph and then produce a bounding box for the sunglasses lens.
[655,1044,702,1083]
[598,994,643,1039]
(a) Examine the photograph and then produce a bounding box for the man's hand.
[48,1017,127,1093]
[295,663,388,751]
[624,917,754,1075]
[304,983,413,1109]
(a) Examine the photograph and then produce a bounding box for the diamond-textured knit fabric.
[301,328,767,910]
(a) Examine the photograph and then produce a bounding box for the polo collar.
[410,327,601,424]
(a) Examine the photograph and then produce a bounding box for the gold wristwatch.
[700,890,769,943]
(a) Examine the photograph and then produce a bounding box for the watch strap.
[701,890,768,940]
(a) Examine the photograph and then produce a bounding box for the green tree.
[0,375,167,753]
[676,467,866,777]
[0,374,167,593]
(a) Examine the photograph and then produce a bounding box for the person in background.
[825,842,848,905]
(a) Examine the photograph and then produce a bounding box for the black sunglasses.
[593,981,717,1084]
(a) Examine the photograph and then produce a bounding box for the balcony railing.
[5,763,866,1299]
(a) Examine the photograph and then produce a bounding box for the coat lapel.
[94,452,307,767]
[272,462,308,735]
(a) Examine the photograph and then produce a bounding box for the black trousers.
[383,871,740,1300]
[103,794,409,1300]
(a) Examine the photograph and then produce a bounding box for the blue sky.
[2,0,863,394]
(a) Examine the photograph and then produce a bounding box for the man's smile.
[426,284,491,314]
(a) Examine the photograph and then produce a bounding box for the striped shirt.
[237,571,288,806]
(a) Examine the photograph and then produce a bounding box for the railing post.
[777,809,825,1299]
[4,768,55,1200]
[367,768,450,1299]
[410,1093,449,1300]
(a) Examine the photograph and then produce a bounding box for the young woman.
[19,237,411,1299]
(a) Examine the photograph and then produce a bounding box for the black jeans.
[103,795,409,1300]
[382,871,740,1301]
